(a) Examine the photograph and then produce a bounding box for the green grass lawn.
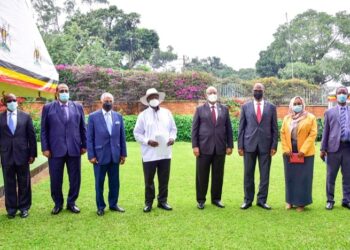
[0,142,349,249]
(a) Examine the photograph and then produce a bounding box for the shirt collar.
[7,109,17,116]
[102,109,111,116]
[254,99,264,106]
[208,102,217,108]
[59,101,69,106]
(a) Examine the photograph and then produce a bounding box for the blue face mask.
[59,92,70,102]
[337,94,348,104]
[7,101,18,112]
[292,105,303,113]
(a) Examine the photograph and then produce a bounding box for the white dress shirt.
[133,107,177,162]
[253,99,264,115]
[209,103,218,121]
[7,109,17,131]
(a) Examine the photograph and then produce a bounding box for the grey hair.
[206,86,217,94]
[100,92,114,102]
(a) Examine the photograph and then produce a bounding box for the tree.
[256,9,350,84]
[31,0,61,32]
[64,6,159,68]
[183,56,237,78]
[151,46,178,69]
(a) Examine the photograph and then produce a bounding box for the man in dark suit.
[321,86,350,210]
[238,83,278,210]
[192,86,233,209]
[41,83,86,215]
[0,93,37,219]
[87,92,127,216]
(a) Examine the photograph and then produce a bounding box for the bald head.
[253,83,265,91]
[206,86,218,104]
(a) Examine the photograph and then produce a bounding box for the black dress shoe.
[110,205,125,213]
[257,202,272,210]
[143,205,152,213]
[197,202,205,209]
[67,205,80,213]
[326,202,334,210]
[157,202,172,211]
[212,200,225,208]
[240,202,252,209]
[7,213,16,219]
[97,209,104,216]
[342,203,350,209]
[20,210,29,218]
[51,206,63,215]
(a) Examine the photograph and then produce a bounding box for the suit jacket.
[41,100,86,158]
[87,109,127,166]
[238,100,278,153]
[321,106,350,153]
[191,102,233,155]
[0,110,37,166]
[280,113,317,157]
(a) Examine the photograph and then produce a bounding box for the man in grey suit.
[192,86,233,209]
[321,86,350,210]
[238,83,278,210]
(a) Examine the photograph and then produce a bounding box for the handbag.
[289,153,304,164]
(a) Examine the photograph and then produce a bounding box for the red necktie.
[257,102,262,123]
[211,106,216,125]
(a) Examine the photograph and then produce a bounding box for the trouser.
[196,154,226,203]
[326,142,350,204]
[2,164,31,215]
[94,162,120,210]
[243,148,271,204]
[48,155,81,207]
[142,159,171,205]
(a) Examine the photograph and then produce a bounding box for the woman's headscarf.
[288,96,308,134]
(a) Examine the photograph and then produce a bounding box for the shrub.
[31,115,324,143]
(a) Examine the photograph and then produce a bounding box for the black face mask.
[253,91,263,100]
[103,102,113,111]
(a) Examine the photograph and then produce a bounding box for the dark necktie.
[340,107,347,140]
[211,106,216,126]
[257,103,262,123]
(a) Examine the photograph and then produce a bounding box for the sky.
[103,0,350,70]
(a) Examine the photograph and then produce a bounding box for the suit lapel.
[1,112,12,135]
[216,104,223,127]
[111,111,117,134]
[98,110,109,134]
[67,101,75,124]
[260,101,268,123]
[249,101,258,125]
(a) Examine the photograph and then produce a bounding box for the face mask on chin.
[149,99,160,108]
[207,94,218,103]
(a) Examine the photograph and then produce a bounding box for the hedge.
[33,115,324,143]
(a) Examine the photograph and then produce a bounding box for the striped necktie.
[340,107,347,140]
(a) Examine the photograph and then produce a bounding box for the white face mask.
[207,94,218,103]
[149,99,160,108]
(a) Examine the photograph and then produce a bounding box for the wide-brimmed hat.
[140,88,165,106]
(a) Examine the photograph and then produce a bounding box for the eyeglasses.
[6,99,17,103]
[58,90,69,93]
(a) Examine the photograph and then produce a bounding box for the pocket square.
[115,121,120,125]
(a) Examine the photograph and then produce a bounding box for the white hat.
[140,88,165,106]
